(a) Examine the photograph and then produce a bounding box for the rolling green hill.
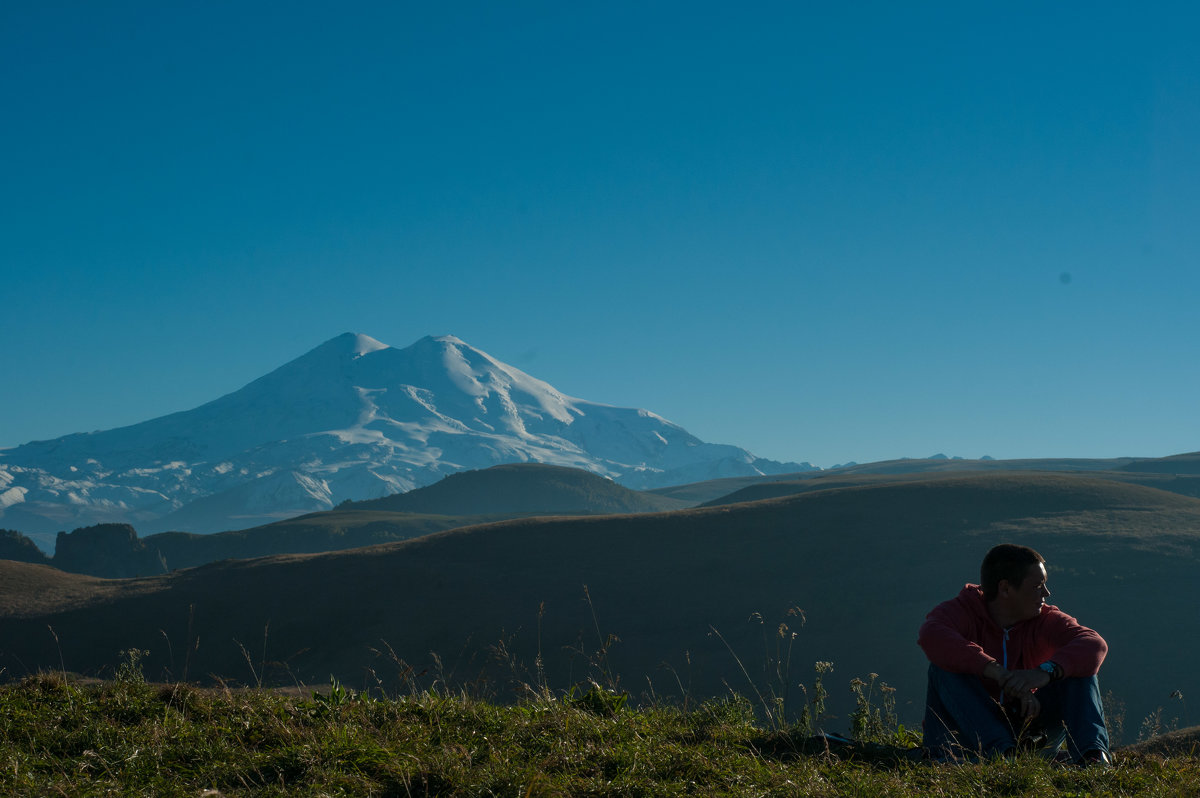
[346,462,691,515]
[3,471,1197,736]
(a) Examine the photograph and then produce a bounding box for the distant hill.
[701,468,1200,507]
[643,457,1140,505]
[0,465,691,578]
[644,471,822,504]
[648,453,1200,506]
[828,456,1139,475]
[1117,451,1200,475]
[348,463,690,516]
[3,471,1198,739]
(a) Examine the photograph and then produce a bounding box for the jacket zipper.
[1002,627,1010,669]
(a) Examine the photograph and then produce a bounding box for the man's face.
[1005,562,1050,621]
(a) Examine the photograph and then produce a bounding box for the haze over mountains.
[0,333,809,548]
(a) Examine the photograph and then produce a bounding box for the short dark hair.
[980,544,1045,601]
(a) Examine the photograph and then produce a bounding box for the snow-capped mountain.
[0,334,813,543]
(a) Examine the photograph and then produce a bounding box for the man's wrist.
[1038,661,1063,681]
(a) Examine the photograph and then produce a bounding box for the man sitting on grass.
[917,543,1112,765]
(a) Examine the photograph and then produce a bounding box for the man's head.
[981,544,1050,622]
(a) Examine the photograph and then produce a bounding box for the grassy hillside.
[2,472,1199,735]
[347,462,691,515]
[5,672,1194,797]
[145,510,498,571]
[0,560,144,616]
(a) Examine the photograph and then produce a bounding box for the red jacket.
[918,584,1107,695]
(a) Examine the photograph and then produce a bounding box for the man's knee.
[1041,674,1102,702]
[927,663,989,697]
[925,664,1006,723]
[1039,674,1106,718]
[923,664,1016,758]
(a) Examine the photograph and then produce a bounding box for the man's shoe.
[1078,749,1114,768]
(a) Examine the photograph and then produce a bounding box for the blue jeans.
[923,664,1110,761]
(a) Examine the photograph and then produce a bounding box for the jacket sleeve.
[917,598,993,675]
[1040,607,1107,677]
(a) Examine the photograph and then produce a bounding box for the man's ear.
[996,579,1011,598]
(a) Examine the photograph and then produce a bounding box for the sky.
[2,2,1197,468]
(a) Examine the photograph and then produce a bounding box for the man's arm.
[917,599,994,675]
[1040,607,1107,677]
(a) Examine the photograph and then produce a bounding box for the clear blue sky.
[2,3,1197,467]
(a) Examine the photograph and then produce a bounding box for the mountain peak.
[348,333,389,357]
[410,334,473,356]
[320,332,389,358]
[427,334,466,345]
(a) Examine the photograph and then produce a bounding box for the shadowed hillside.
[0,529,49,565]
[645,456,1142,505]
[32,514,493,578]
[702,469,1200,506]
[651,452,1200,506]
[145,511,497,573]
[1,464,691,578]
[2,472,1199,735]
[1118,451,1200,475]
[347,463,690,515]
[643,470,824,504]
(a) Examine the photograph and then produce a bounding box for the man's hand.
[1013,691,1042,719]
[1003,668,1051,698]
[982,663,1050,719]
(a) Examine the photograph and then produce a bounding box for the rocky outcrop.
[52,524,167,578]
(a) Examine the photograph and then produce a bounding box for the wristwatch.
[1039,661,1062,681]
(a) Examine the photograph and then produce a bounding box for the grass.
[3,663,1200,797]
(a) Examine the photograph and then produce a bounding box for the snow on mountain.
[0,333,813,540]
